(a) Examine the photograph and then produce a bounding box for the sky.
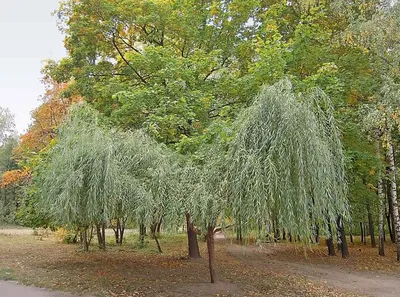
[0,0,66,134]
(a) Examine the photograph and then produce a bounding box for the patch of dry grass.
[0,232,368,297]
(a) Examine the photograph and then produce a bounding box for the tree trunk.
[96,224,103,249]
[360,222,365,245]
[113,218,121,244]
[156,217,162,236]
[386,211,394,243]
[151,224,162,253]
[119,218,126,244]
[101,223,106,249]
[387,132,400,261]
[326,223,335,256]
[367,203,376,248]
[206,225,217,283]
[315,224,320,244]
[376,136,385,256]
[387,180,396,243]
[186,213,201,258]
[139,223,146,246]
[378,176,385,256]
[82,227,89,251]
[236,221,243,244]
[337,216,349,258]
[350,232,354,245]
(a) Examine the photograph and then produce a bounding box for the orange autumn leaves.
[15,81,81,159]
[0,168,31,188]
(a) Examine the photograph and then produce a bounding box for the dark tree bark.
[83,228,89,252]
[186,213,201,258]
[206,225,217,283]
[96,223,106,250]
[112,218,126,245]
[315,224,320,244]
[282,228,286,241]
[82,226,93,251]
[350,232,354,245]
[236,221,243,244]
[337,216,349,258]
[326,223,335,256]
[96,224,103,248]
[150,224,162,253]
[367,203,376,248]
[360,222,364,244]
[139,223,146,245]
[386,212,394,243]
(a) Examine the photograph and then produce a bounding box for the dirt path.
[0,281,81,297]
[228,245,400,297]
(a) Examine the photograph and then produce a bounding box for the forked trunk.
[151,224,162,253]
[206,225,217,283]
[186,213,200,258]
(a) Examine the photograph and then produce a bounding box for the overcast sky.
[0,0,66,134]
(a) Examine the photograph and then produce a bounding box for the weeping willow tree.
[191,80,348,283]
[118,130,181,251]
[228,79,348,241]
[37,103,146,251]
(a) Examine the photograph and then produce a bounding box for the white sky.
[0,0,66,134]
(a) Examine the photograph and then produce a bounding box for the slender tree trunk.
[156,217,162,236]
[114,219,120,244]
[236,218,243,244]
[119,218,126,244]
[367,203,376,248]
[376,137,385,255]
[151,224,162,253]
[337,216,349,258]
[363,222,367,245]
[360,222,366,245]
[96,224,103,249]
[139,223,146,246]
[206,225,217,283]
[387,132,400,261]
[387,181,396,243]
[315,224,320,244]
[350,232,354,245]
[101,223,106,250]
[378,176,385,256]
[326,223,335,256]
[186,213,200,258]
